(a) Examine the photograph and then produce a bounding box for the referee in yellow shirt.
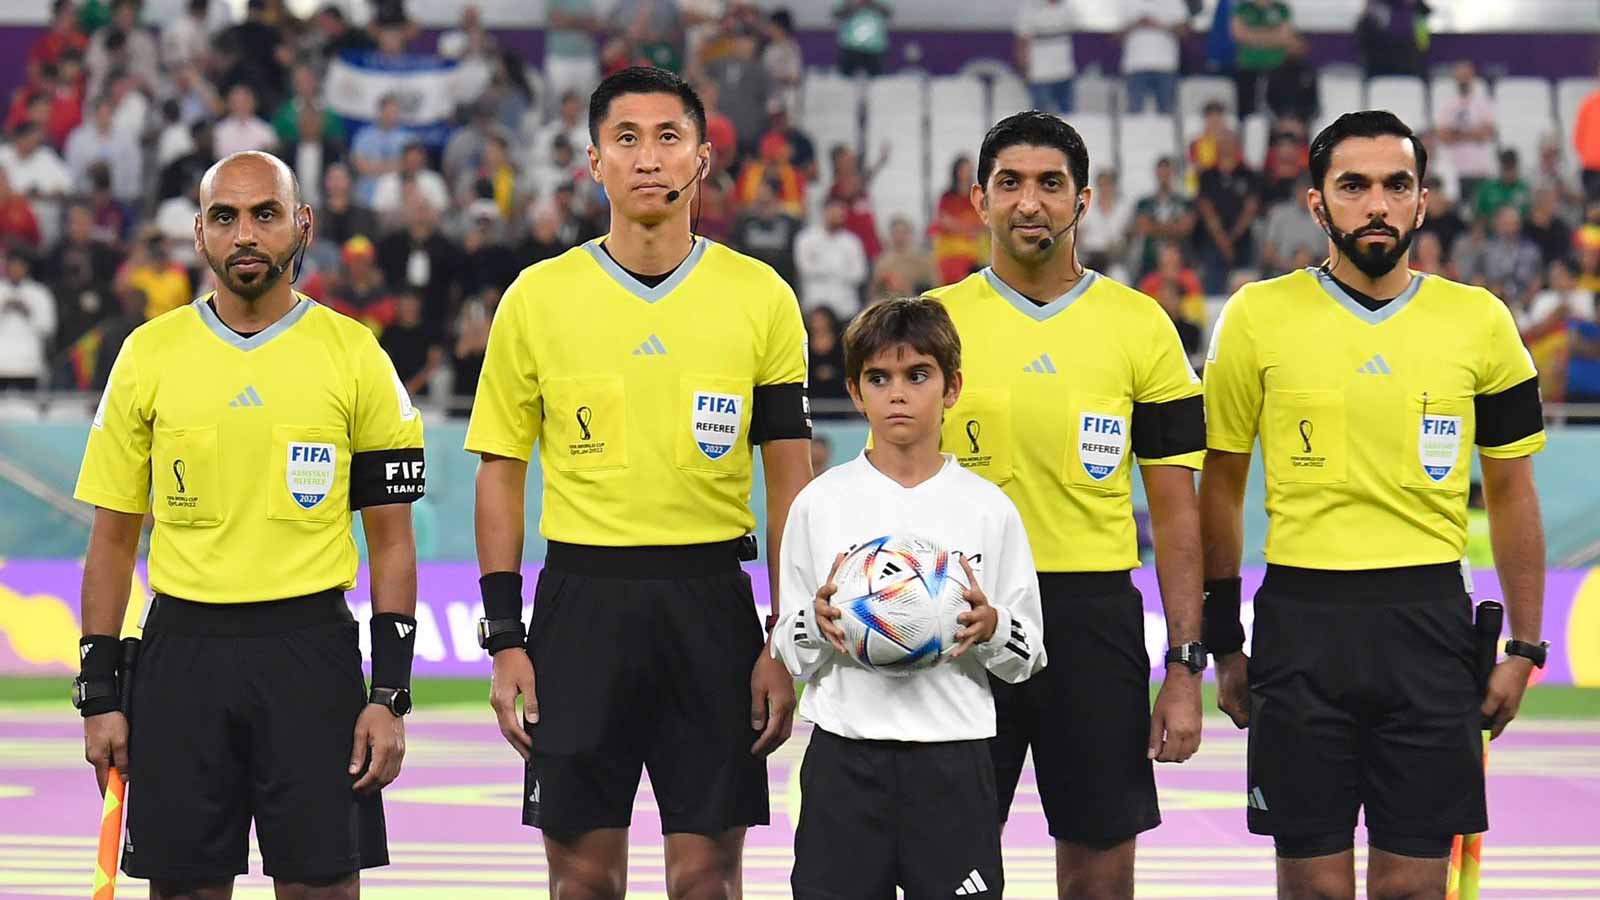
[74,151,426,899]
[466,67,813,897]
[928,111,1207,899]
[1201,111,1548,899]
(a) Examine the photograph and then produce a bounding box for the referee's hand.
[83,711,129,796]
[1214,651,1251,730]
[490,649,538,760]
[350,704,406,793]
[1481,655,1535,739]
[814,552,849,654]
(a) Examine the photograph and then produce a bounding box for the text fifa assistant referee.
[467,68,813,899]
[1200,112,1548,900]
[74,152,426,899]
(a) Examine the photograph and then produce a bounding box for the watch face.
[70,680,83,708]
[392,690,412,716]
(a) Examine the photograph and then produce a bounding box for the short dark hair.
[1308,110,1428,192]
[843,296,962,390]
[588,66,706,146]
[977,111,1089,195]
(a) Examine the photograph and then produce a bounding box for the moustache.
[227,251,271,266]
[1353,223,1399,239]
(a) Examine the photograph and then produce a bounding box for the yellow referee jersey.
[75,294,427,604]
[1205,268,1545,570]
[928,269,1205,572]
[465,237,811,546]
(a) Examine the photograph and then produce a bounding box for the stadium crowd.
[3,0,1600,411]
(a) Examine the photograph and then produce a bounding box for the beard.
[203,241,297,301]
[1326,216,1416,280]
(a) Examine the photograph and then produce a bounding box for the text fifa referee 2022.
[74,151,426,899]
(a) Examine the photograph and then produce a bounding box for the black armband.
[369,613,417,689]
[1474,376,1543,448]
[750,383,812,444]
[350,448,426,509]
[479,571,527,654]
[1202,577,1246,657]
[76,635,120,717]
[1131,395,1206,460]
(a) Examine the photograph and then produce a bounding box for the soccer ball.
[829,534,974,675]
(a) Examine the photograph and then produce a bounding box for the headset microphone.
[664,157,708,203]
[1035,200,1086,252]
[265,217,310,285]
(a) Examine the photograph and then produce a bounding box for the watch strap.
[1504,638,1549,669]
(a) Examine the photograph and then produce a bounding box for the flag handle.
[91,638,139,900]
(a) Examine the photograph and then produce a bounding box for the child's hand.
[814,552,849,654]
[950,555,998,659]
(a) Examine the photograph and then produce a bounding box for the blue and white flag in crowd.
[323,51,465,148]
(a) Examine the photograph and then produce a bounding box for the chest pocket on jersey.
[151,425,222,526]
[1064,393,1133,494]
[268,425,347,523]
[1402,393,1470,494]
[942,388,1013,485]
[1264,389,1348,485]
[544,375,629,472]
[676,375,753,476]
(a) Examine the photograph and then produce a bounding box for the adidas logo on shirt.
[1355,354,1392,375]
[1247,786,1270,810]
[631,334,668,356]
[1022,353,1057,374]
[955,869,990,895]
[228,386,265,407]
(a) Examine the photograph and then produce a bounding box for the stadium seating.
[1177,75,1236,116]
[865,74,929,231]
[1495,76,1560,171]
[1368,76,1430,130]
[1119,114,1180,202]
[927,75,986,211]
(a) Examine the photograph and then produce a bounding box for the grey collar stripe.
[1307,267,1425,325]
[983,267,1100,321]
[193,293,315,351]
[584,237,709,303]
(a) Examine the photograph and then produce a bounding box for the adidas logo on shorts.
[954,869,989,895]
[1247,786,1270,810]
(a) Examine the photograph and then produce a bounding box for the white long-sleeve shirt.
[772,453,1047,741]
[0,276,56,379]
[794,224,867,318]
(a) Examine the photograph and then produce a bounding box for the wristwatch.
[70,677,116,711]
[476,617,524,651]
[1504,639,1550,669]
[369,687,413,717]
[1164,641,1208,675]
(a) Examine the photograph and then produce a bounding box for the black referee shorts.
[123,591,387,883]
[1247,563,1486,858]
[791,728,1003,900]
[521,540,769,840]
[989,571,1161,846]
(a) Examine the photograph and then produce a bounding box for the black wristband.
[80,635,119,681]
[1202,577,1246,656]
[480,571,524,621]
[480,571,527,655]
[370,613,417,690]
